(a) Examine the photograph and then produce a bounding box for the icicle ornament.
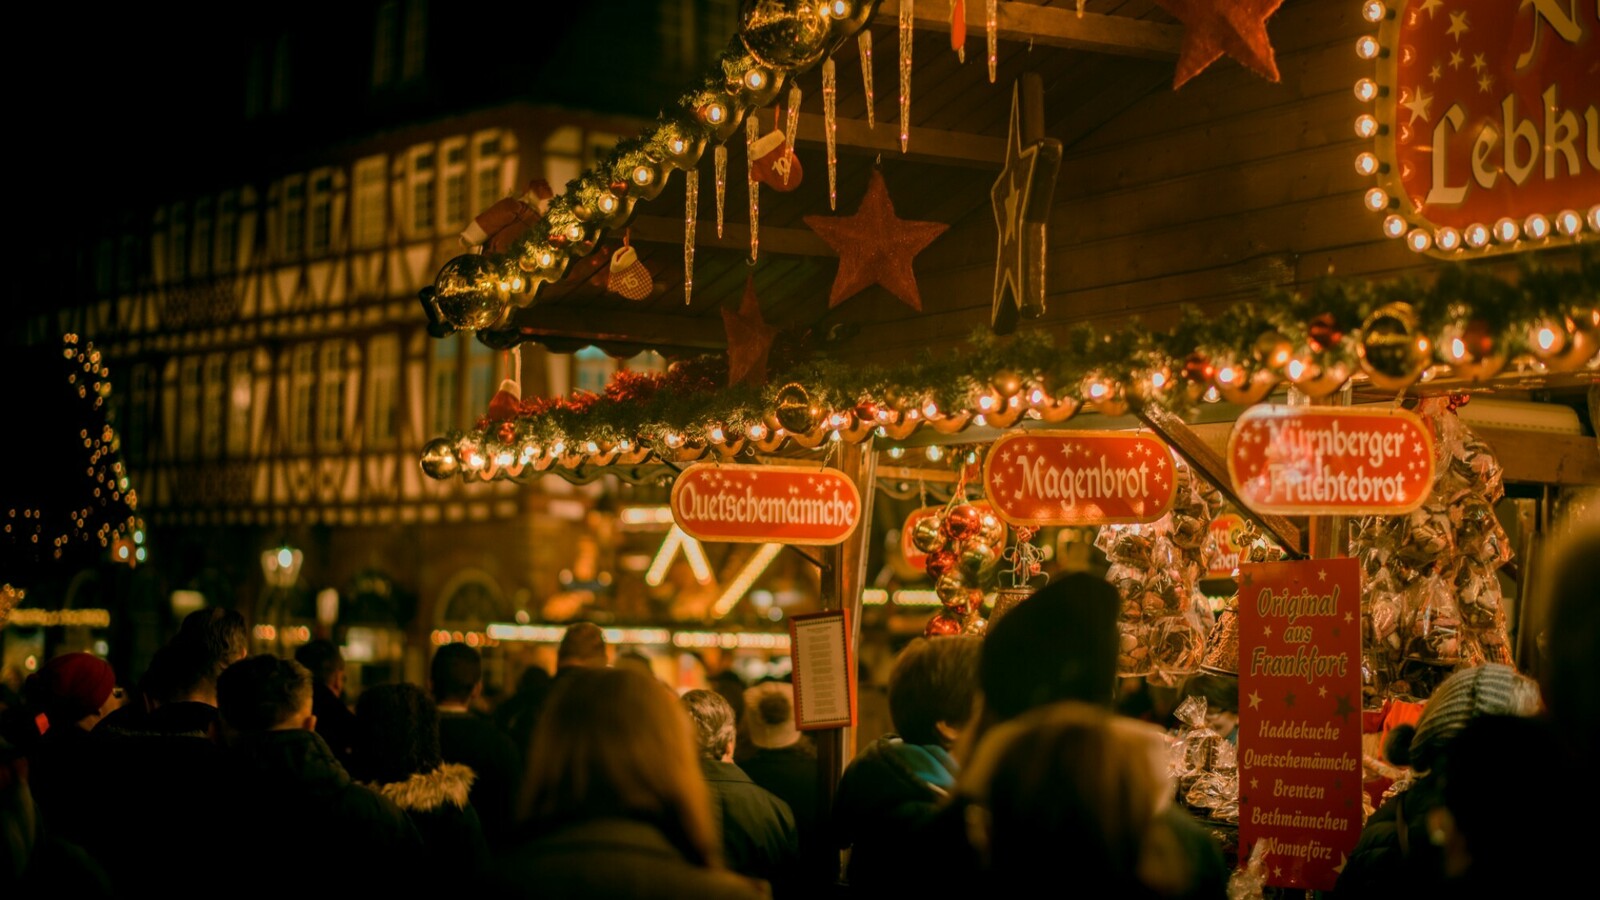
[858,31,874,129]
[746,115,761,262]
[951,0,966,63]
[785,83,801,162]
[823,56,838,210]
[714,144,726,239]
[899,0,914,152]
[986,0,997,82]
[684,168,698,305]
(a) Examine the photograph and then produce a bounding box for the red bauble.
[942,504,984,541]
[924,613,966,637]
[940,588,984,617]
[925,549,959,579]
[609,180,631,197]
[1308,313,1345,353]
[1182,352,1213,384]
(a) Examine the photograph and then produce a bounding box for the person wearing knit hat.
[24,653,119,736]
[738,682,828,892]
[1334,663,1541,899]
[21,653,122,849]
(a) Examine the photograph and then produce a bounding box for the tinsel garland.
[424,256,1600,480]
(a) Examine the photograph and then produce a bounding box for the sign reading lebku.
[1206,513,1248,579]
[1228,406,1433,516]
[1372,0,1598,255]
[901,502,1003,569]
[982,431,1177,526]
[1238,558,1363,891]
[670,463,860,545]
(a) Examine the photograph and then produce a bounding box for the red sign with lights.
[981,431,1177,526]
[1373,0,1598,253]
[1228,406,1433,516]
[1238,558,1364,890]
[671,463,861,545]
[901,502,1003,569]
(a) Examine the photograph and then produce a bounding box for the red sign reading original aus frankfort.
[670,463,861,545]
[1381,0,1598,249]
[1228,406,1434,516]
[982,431,1178,526]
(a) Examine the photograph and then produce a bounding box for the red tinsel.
[604,370,666,403]
[496,420,517,444]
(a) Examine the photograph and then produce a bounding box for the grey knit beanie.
[1391,663,1537,772]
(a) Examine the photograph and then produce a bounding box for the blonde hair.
[520,668,721,867]
[961,702,1187,894]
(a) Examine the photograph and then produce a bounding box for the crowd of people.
[1,519,1596,898]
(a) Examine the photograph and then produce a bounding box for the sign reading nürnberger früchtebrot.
[982,431,1178,526]
[670,463,860,545]
[1228,406,1433,516]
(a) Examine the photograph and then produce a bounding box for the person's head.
[294,640,346,695]
[556,622,609,670]
[1387,663,1541,773]
[521,668,720,868]
[962,702,1177,893]
[24,653,120,732]
[1538,516,1600,758]
[979,575,1120,723]
[1429,714,1564,885]
[176,608,249,687]
[430,643,482,706]
[681,689,737,761]
[515,665,552,695]
[743,681,800,750]
[615,651,655,680]
[355,684,443,786]
[888,636,982,748]
[217,655,315,736]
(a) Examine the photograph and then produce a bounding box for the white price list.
[795,617,849,726]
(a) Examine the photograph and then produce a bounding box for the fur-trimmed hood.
[363,763,477,813]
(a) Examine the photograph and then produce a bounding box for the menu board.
[788,609,855,730]
[1238,558,1364,891]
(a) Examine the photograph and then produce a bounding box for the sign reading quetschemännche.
[1238,558,1363,891]
[1228,406,1433,515]
[982,431,1178,526]
[670,463,860,545]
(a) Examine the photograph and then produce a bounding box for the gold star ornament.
[804,169,949,311]
[1153,0,1286,89]
[990,81,1062,335]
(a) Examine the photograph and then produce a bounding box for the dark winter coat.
[700,757,801,895]
[1333,777,1445,899]
[832,736,958,892]
[486,817,768,900]
[438,710,522,848]
[310,682,359,768]
[740,743,830,887]
[220,729,422,895]
[365,762,489,880]
[24,723,99,847]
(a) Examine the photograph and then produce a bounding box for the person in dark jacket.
[487,668,765,899]
[492,665,551,759]
[217,655,421,895]
[738,681,826,887]
[355,684,488,880]
[295,640,358,768]
[22,653,122,846]
[2,732,111,898]
[431,643,522,849]
[681,689,800,895]
[834,635,980,892]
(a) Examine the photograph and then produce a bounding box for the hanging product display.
[804,168,950,311]
[606,235,653,301]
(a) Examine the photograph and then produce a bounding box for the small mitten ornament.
[487,378,521,421]
[607,234,653,300]
[748,126,803,192]
[460,179,553,253]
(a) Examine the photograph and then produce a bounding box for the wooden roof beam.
[795,113,1005,167]
[628,215,836,258]
[875,0,1181,61]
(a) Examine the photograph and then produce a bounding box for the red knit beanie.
[28,652,116,724]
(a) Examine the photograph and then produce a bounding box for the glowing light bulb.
[1383,215,1407,238]
[1355,36,1380,59]
[1216,366,1239,385]
[669,137,687,155]
[978,394,995,410]
[1406,228,1432,252]
[277,548,294,568]
[874,426,888,437]
[495,451,514,467]
[1435,227,1461,251]
[135,547,146,562]
[923,401,939,418]
[829,429,842,442]
[1524,214,1550,239]
[665,433,684,448]
[1536,325,1561,352]
[1448,338,1468,361]
[973,414,988,427]
[466,451,485,469]
[1362,1,1386,22]
[1587,205,1600,232]
[584,441,599,455]
[828,412,847,429]
[1354,114,1380,138]
[825,0,851,17]
[1556,209,1582,236]
[1364,187,1390,211]
[709,426,725,442]
[633,165,654,185]
[1354,79,1379,102]
[1203,386,1221,403]
[1028,387,1045,405]
[1286,359,1307,381]
[926,446,944,462]
[1464,223,1490,248]
[1150,371,1167,389]
[551,441,566,455]
[1354,152,1380,176]
[617,438,632,452]
[748,423,768,440]
[1087,381,1109,400]
[598,194,618,213]
[566,223,584,241]
[887,446,905,459]
[1494,217,1519,242]
[744,70,767,91]
[875,408,892,422]
[537,249,555,267]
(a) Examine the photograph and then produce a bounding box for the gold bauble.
[1358,301,1431,391]
[739,0,831,69]
[432,255,510,332]
[420,439,460,480]
[773,382,820,434]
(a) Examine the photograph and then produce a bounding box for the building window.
[473,131,505,212]
[228,352,252,458]
[192,199,212,277]
[442,138,468,230]
[409,146,436,236]
[202,354,226,458]
[430,334,459,433]
[352,155,387,247]
[367,334,400,445]
[318,341,345,450]
[308,170,333,255]
[466,338,495,423]
[126,363,152,466]
[169,203,188,284]
[402,0,428,81]
[281,176,305,257]
[574,346,615,394]
[216,193,238,271]
[290,345,316,450]
[178,357,202,460]
[372,1,398,87]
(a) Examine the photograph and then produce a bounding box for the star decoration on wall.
[722,276,779,387]
[804,169,949,311]
[1153,0,1286,89]
[990,81,1062,335]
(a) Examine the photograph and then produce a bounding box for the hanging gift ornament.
[433,254,511,332]
[950,0,967,62]
[1437,315,1506,382]
[747,115,762,262]
[684,169,699,305]
[740,0,832,69]
[773,382,821,434]
[986,0,998,82]
[714,145,728,238]
[899,0,914,152]
[606,234,653,301]
[1358,301,1431,391]
[749,114,804,192]
[823,57,839,209]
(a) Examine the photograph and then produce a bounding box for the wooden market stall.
[412,0,1598,888]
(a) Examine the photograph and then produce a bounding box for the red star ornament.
[722,276,780,387]
[1153,0,1285,89]
[803,169,949,311]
